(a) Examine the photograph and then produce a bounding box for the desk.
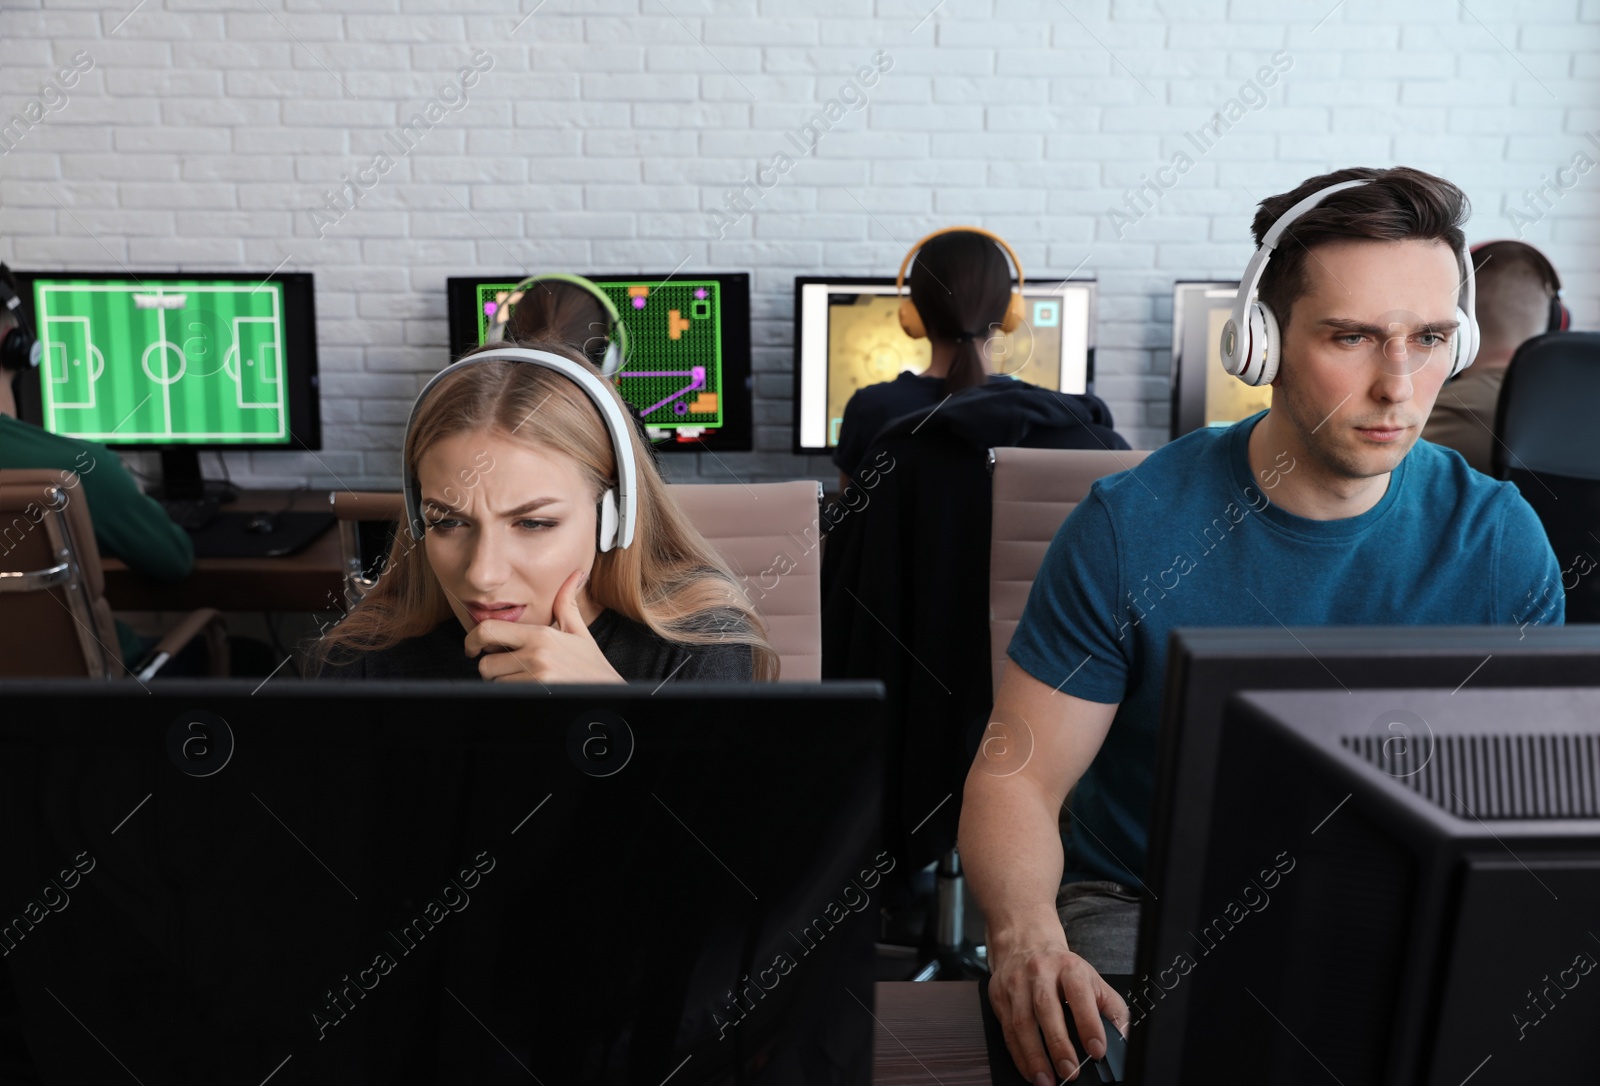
[873,982,991,1085]
[873,977,1137,1085]
[103,489,344,613]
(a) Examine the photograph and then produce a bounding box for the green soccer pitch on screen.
[32,278,291,445]
[474,279,726,432]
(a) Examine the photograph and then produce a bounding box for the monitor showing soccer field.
[17,272,320,449]
[446,273,753,452]
[791,277,1096,454]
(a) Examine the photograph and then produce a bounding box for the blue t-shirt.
[1006,410,1564,887]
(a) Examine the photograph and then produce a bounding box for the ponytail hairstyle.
[504,278,614,370]
[906,230,1015,395]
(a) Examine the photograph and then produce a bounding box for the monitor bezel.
[13,269,322,453]
[445,272,754,454]
[789,275,1099,458]
[1131,624,1600,1084]
[1169,280,1240,442]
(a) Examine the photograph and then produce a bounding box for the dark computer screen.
[15,271,320,451]
[0,679,886,1085]
[1159,685,1600,1084]
[1131,626,1600,1084]
[791,276,1096,455]
[445,274,753,452]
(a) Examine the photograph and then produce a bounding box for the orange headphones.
[896,226,1026,340]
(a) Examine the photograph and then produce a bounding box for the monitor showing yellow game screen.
[793,278,1095,453]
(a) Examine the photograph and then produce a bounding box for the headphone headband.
[1222,177,1480,386]
[401,347,639,551]
[485,273,630,378]
[896,226,1025,295]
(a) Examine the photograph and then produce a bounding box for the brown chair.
[329,482,825,680]
[988,447,1152,694]
[0,469,228,679]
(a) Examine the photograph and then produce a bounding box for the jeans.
[1055,879,1142,975]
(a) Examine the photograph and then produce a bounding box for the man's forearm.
[959,771,1069,952]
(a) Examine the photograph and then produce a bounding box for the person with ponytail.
[307,338,778,683]
[831,229,1021,486]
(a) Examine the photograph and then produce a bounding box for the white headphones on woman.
[1219,177,1480,386]
[401,347,639,552]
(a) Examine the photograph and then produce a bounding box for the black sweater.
[312,608,754,682]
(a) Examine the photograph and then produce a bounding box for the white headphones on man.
[401,347,639,552]
[1219,178,1480,386]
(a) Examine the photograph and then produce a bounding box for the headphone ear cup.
[1451,305,1479,378]
[999,292,1025,335]
[1234,302,1280,386]
[600,340,622,378]
[596,489,619,552]
[898,297,926,340]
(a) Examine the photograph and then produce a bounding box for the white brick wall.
[2,0,1598,489]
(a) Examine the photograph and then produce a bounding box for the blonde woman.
[310,339,776,682]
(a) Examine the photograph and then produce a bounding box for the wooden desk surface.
[873,982,992,1085]
[104,489,344,613]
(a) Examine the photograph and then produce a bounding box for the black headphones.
[1469,240,1569,335]
[0,264,41,373]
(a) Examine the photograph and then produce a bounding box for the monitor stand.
[150,448,239,504]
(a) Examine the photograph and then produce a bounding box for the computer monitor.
[792,277,1096,456]
[1169,281,1271,440]
[1131,626,1600,1084]
[445,273,753,453]
[14,271,321,499]
[0,679,886,1085]
[1142,684,1600,1083]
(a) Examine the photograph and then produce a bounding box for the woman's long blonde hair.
[308,338,779,680]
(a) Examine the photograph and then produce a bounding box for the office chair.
[0,470,229,679]
[982,447,1152,976]
[329,482,826,679]
[1491,331,1600,623]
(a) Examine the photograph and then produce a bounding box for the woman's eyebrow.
[496,498,564,517]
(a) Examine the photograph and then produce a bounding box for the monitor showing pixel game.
[446,273,752,453]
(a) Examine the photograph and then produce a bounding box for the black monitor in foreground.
[1131,627,1600,1084]
[14,270,321,499]
[0,681,886,1085]
[445,273,753,452]
[1149,685,1600,1083]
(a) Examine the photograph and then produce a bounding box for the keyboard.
[160,497,221,533]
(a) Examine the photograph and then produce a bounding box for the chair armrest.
[135,608,230,680]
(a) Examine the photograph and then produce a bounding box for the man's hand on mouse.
[988,928,1129,1084]
[463,570,624,684]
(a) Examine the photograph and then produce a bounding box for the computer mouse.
[1062,1008,1128,1083]
[246,514,277,534]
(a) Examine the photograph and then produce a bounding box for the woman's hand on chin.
[463,570,624,684]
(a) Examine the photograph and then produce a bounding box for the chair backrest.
[330,490,406,607]
[1494,331,1600,622]
[0,469,120,678]
[329,483,825,680]
[987,448,1151,693]
[670,481,824,681]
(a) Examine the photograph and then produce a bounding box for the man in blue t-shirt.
[958,166,1564,1086]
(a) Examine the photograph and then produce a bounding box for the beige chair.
[0,469,228,679]
[988,447,1152,693]
[329,481,825,680]
[671,480,824,681]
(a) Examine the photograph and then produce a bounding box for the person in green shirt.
[0,304,194,666]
